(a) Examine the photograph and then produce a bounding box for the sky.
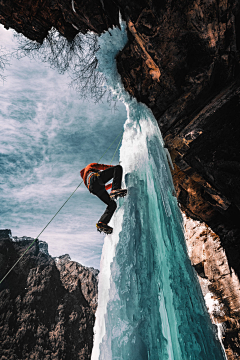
[0,25,127,269]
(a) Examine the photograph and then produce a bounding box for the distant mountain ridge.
[0,0,239,281]
[0,229,98,360]
[0,1,240,357]
[1,225,240,358]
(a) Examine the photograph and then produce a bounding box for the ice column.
[91,22,226,360]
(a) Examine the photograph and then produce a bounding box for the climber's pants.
[89,165,122,224]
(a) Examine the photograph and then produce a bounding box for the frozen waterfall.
[91,22,226,360]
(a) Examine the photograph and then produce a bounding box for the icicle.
[72,24,79,30]
[72,0,76,13]
[100,0,105,11]
[91,21,227,360]
[164,147,174,170]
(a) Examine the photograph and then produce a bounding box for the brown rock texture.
[1,0,239,283]
[0,230,99,360]
[184,216,240,359]
[0,0,239,264]
[0,0,240,358]
[0,0,120,42]
[116,0,240,283]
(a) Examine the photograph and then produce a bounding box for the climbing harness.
[86,171,100,189]
[0,129,124,285]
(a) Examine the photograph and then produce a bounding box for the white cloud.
[0,25,127,269]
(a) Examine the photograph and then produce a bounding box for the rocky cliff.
[0,0,240,358]
[2,225,240,359]
[0,230,98,360]
[115,0,240,282]
[0,0,239,277]
[184,216,240,359]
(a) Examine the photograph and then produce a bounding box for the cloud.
[0,25,127,269]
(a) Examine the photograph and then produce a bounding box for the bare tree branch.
[0,46,10,82]
[14,29,109,102]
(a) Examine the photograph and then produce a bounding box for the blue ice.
[91,21,226,360]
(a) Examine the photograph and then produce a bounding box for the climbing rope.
[0,129,124,285]
[110,132,124,164]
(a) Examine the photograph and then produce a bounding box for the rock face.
[184,216,240,359]
[0,0,240,358]
[0,0,120,42]
[116,0,240,282]
[0,0,239,279]
[1,226,239,359]
[0,230,98,360]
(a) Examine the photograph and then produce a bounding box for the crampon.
[110,189,127,200]
[96,222,113,235]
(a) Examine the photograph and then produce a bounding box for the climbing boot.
[96,222,113,235]
[110,189,127,200]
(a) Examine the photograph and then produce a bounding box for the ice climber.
[80,163,127,234]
